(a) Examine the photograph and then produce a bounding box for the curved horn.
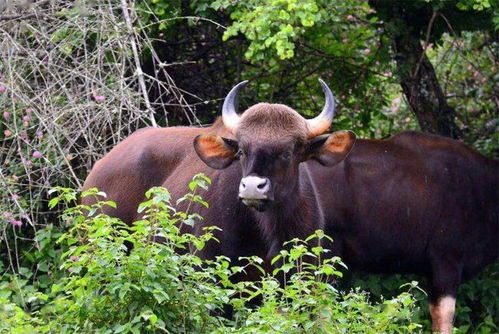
[306,79,336,138]
[222,80,249,133]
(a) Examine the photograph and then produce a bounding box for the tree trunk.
[392,27,462,139]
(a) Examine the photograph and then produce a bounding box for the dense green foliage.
[139,0,497,145]
[1,179,422,333]
[1,0,497,332]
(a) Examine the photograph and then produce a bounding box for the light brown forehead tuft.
[235,103,309,141]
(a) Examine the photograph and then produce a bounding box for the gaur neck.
[253,177,320,260]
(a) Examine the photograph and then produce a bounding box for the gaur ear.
[308,130,356,166]
[194,134,239,169]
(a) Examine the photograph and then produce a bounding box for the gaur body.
[83,80,498,333]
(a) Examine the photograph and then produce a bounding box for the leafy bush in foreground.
[1,176,421,333]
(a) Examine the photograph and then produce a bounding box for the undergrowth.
[0,175,421,333]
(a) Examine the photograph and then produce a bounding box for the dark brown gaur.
[83,80,498,334]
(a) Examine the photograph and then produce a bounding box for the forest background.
[0,0,497,332]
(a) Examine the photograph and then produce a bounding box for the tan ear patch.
[309,130,356,167]
[194,134,238,169]
[197,135,233,158]
[324,131,355,153]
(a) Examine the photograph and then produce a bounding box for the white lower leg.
[429,295,456,334]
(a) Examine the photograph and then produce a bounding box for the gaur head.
[194,80,356,211]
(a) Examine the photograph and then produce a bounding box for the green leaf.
[48,198,59,209]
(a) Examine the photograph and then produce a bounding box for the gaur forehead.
[239,137,299,153]
[235,103,309,142]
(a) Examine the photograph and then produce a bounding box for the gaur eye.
[280,151,292,160]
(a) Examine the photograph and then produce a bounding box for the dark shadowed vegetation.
[1,0,497,332]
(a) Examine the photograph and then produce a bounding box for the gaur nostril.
[257,180,267,190]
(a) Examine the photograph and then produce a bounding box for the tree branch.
[120,0,157,127]
[0,0,50,22]
[413,10,437,78]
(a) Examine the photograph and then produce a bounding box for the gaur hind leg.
[429,256,463,334]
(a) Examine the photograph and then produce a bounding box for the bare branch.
[120,0,157,127]
[413,10,437,78]
[0,0,50,22]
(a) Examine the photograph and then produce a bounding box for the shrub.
[1,176,422,333]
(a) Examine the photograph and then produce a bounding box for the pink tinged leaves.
[32,151,43,158]
[0,85,6,92]
[92,93,105,102]
[3,111,10,119]
[21,157,32,166]
[9,218,22,227]
[391,97,402,113]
